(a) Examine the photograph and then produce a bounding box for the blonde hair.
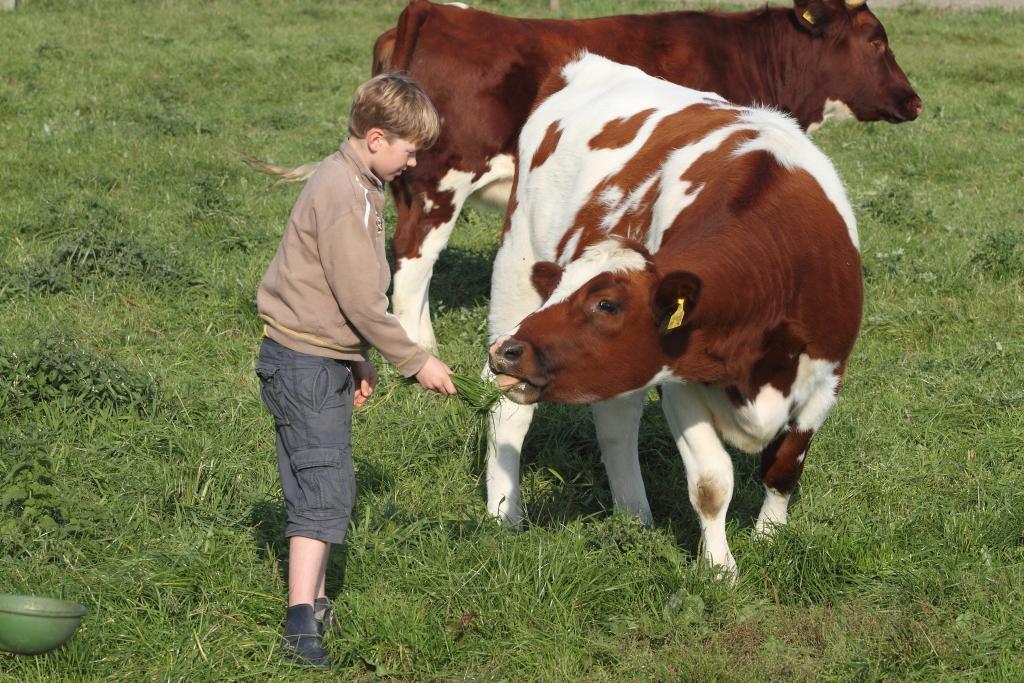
[347,72,441,149]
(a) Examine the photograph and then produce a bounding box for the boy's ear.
[365,127,387,151]
[652,271,701,335]
[531,261,564,301]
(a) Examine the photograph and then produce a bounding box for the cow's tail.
[232,149,320,187]
[389,0,435,73]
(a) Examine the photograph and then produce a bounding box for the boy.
[255,73,456,669]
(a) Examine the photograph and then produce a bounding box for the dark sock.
[313,596,337,634]
[282,604,331,669]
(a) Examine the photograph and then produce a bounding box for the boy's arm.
[317,208,430,377]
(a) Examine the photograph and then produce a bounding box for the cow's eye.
[871,38,886,52]
[595,299,621,314]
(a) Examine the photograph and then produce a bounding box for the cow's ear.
[652,271,701,335]
[793,0,831,35]
[531,261,564,301]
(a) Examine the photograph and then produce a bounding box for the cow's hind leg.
[591,392,652,524]
[661,384,736,575]
[755,424,814,537]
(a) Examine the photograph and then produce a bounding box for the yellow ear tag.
[802,9,815,24]
[666,298,686,330]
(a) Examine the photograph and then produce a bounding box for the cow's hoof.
[753,518,784,539]
[490,505,523,529]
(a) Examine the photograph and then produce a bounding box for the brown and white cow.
[484,53,863,575]
[375,0,914,351]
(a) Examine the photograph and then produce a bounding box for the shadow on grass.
[418,245,494,312]
[468,397,781,556]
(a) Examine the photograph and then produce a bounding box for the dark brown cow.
[484,54,863,575]
[374,0,916,351]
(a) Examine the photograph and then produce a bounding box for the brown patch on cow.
[532,69,568,116]
[391,189,456,262]
[760,425,814,494]
[695,478,726,518]
[749,322,807,396]
[530,121,563,170]
[530,261,563,301]
[588,108,657,150]
[566,104,742,255]
[500,161,521,238]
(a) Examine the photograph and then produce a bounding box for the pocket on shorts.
[256,365,290,427]
[291,447,352,519]
[309,363,352,413]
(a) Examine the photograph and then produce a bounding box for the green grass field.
[1,1,1022,679]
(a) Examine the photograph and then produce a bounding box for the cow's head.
[793,0,922,125]
[489,239,702,405]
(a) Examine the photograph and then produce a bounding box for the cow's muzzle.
[488,337,547,405]
[886,94,923,123]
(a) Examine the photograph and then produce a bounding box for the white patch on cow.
[754,486,791,537]
[599,186,624,210]
[790,355,840,432]
[539,239,648,311]
[822,98,854,124]
[488,204,544,340]
[422,195,435,213]
[732,108,860,251]
[694,355,839,454]
[468,153,516,209]
[600,174,657,238]
[806,100,851,135]
[438,167,475,195]
[558,228,583,266]
[644,365,683,389]
[444,2,469,8]
[735,384,792,447]
[472,178,513,208]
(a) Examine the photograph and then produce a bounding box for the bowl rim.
[0,594,87,618]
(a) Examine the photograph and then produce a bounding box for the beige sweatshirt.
[256,140,429,377]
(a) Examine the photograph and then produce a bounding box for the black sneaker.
[313,596,338,635]
[282,603,332,670]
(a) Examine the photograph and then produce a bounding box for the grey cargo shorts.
[256,337,356,544]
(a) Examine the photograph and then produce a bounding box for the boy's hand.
[351,361,378,408]
[415,355,457,395]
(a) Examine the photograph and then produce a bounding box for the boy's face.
[367,130,419,182]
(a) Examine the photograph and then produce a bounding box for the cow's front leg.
[755,423,814,537]
[485,393,536,526]
[591,391,652,524]
[661,384,736,576]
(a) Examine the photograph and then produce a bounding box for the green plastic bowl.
[0,594,86,655]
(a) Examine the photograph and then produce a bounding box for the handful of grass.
[450,373,504,412]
